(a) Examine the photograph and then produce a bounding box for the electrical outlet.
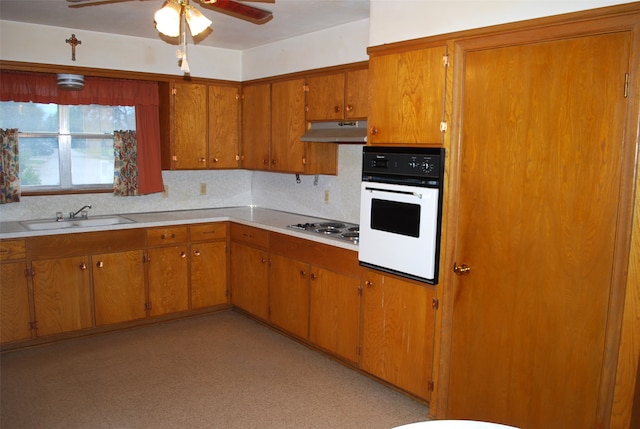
[324,190,330,204]
[163,185,169,198]
[200,183,207,195]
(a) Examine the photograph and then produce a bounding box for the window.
[0,101,136,193]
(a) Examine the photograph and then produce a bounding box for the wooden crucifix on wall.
[65,34,81,61]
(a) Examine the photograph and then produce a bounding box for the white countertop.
[0,206,359,251]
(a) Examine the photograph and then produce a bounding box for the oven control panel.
[362,147,444,180]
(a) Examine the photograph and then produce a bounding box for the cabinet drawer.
[230,223,269,249]
[190,222,227,242]
[146,226,188,246]
[0,239,26,261]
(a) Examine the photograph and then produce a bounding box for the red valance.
[0,70,158,106]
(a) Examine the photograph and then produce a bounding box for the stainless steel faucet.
[70,204,92,219]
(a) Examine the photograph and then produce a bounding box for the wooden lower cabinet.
[32,256,93,337]
[147,245,189,317]
[268,253,310,339]
[191,241,228,309]
[1,260,31,343]
[309,267,360,363]
[230,242,269,320]
[361,270,437,401]
[93,250,146,326]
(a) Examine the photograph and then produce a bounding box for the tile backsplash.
[0,145,363,224]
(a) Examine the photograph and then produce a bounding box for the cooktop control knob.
[422,160,435,174]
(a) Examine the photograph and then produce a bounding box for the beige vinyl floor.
[1,311,430,429]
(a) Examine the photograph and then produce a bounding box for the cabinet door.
[368,46,446,145]
[271,78,306,172]
[93,250,146,326]
[305,73,345,121]
[191,241,228,309]
[0,261,31,343]
[345,68,368,119]
[209,85,240,169]
[241,83,271,170]
[361,272,436,400]
[230,242,269,320]
[32,256,93,337]
[309,267,360,363]
[268,253,309,339]
[173,81,208,169]
[147,246,189,316]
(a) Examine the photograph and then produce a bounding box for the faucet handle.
[56,212,64,221]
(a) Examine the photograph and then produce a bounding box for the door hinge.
[144,302,152,311]
[432,298,439,310]
[172,88,177,95]
[624,73,630,98]
[303,84,309,92]
[29,321,39,331]
[357,285,363,296]
[24,267,35,278]
[442,54,450,67]
[302,157,307,165]
[356,345,361,356]
[428,380,435,392]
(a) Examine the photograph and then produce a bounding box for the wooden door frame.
[433,4,640,427]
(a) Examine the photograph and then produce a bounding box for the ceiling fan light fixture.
[185,5,212,37]
[154,0,181,37]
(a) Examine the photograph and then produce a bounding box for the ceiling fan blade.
[199,0,273,25]
[68,0,153,8]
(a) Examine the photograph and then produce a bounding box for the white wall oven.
[359,146,445,284]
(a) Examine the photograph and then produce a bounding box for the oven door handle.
[364,186,423,199]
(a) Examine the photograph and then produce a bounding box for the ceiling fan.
[66,0,274,25]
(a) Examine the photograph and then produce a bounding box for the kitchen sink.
[21,215,136,231]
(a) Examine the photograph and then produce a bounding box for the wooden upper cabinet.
[173,81,209,169]
[306,73,345,121]
[305,68,368,121]
[209,85,241,169]
[169,81,241,170]
[271,78,307,173]
[241,83,271,170]
[368,45,446,145]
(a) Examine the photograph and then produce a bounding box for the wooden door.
[209,85,240,169]
[271,78,306,172]
[361,272,436,400]
[173,81,208,169]
[147,246,189,316]
[345,68,368,119]
[93,250,146,326]
[191,241,228,309]
[448,33,631,428]
[305,73,344,121]
[268,253,309,339]
[368,45,446,145]
[32,256,92,336]
[0,261,31,343]
[309,267,360,363]
[230,242,269,320]
[241,83,271,170]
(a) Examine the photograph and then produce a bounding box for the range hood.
[300,120,368,143]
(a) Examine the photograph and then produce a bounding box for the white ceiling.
[0,0,370,50]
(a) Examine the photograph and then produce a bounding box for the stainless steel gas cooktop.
[287,221,359,243]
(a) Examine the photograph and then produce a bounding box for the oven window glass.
[370,199,421,237]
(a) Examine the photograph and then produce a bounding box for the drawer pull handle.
[96,261,104,268]
[193,250,201,256]
[180,252,187,259]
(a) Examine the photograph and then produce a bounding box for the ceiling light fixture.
[154,0,213,74]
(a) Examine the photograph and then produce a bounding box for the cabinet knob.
[365,280,373,288]
[96,261,104,268]
[79,262,87,271]
[310,273,317,280]
[300,270,306,276]
[260,258,268,264]
[161,234,165,239]
[199,157,206,163]
[370,127,378,135]
[271,159,276,165]
[345,104,354,112]
[193,250,201,256]
[212,158,219,163]
[180,252,187,259]
[334,105,341,113]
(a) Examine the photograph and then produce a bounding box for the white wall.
[369,0,637,47]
